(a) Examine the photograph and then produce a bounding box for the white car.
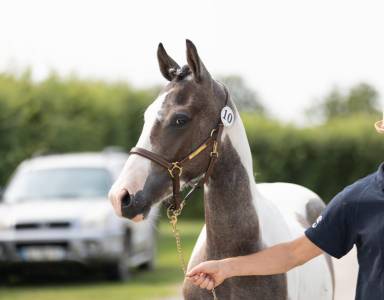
[0,150,159,281]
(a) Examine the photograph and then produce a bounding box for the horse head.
[108,40,230,221]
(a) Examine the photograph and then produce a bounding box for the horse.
[108,40,334,300]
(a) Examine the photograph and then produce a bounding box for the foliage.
[218,75,265,114]
[0,71,155,185]
[179,113,383,219]
[244,113,383,202]
[0,72,382,219]
[306,83,380,123]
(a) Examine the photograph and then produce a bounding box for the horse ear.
[186,39,210,83]
[157,43,180,81]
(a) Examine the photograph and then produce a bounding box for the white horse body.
[257,183,333,300]
[188,104,333,300]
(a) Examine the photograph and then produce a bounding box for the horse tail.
[306,198,325,225]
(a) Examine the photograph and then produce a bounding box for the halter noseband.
[128,85,229,212]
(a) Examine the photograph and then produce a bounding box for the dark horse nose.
[120,189,132,209]
[119,189,148,220]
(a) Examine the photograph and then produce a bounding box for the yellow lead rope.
[167,203,218,300]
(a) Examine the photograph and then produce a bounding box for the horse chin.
[131,214,145,223]
[121,196,152,221]
[129,205,151,223]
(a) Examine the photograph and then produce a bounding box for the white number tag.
[221,106,235,127]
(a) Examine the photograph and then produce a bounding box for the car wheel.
[105,228,132,281]
[137,256,155,271]
[0,274,7,285]
[105,258,131,281]
[138,227,157,271]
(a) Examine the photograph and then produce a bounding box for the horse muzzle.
[113,188,151,222]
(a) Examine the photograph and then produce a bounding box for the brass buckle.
[168,162,183,178]
[210,141,219,157]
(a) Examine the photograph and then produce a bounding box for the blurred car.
[0,150,159,281]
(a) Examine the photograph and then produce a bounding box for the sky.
[1,0,383,123]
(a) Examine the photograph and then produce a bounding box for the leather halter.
[129,85,228,212]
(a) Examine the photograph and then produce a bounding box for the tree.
[306,83,380,123]
[218,75,265,114]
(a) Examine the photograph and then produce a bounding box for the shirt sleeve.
[305,187,357,259]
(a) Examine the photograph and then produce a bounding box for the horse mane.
[169,65,191,81]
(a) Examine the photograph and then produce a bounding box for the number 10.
[223,109,233,123]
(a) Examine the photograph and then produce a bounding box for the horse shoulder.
[186,224,207,271]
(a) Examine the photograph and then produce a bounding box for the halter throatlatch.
[129,122,224,211]
[128,85,228,212]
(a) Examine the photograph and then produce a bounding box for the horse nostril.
[120,189,132,208]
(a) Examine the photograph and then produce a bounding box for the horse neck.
[203,108,263,258]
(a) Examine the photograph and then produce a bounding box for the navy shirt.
[305,163,384,300]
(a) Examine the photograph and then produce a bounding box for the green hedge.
[244,114,383,201]
[179,114,383,219]
[0,73,382,219]
[0,72,155,185]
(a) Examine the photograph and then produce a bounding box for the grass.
[0,219,204,300]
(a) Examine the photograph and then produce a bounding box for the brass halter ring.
[210,129,219,157]
[210,141,219,158]
[168,162,183,178]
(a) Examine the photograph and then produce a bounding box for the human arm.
[185,235,323,290]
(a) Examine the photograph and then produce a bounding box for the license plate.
[19,246,66,261]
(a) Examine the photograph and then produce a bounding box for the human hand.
[185,260,228,290]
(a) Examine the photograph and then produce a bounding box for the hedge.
[244,113,383,201]
[0,72,155,185]
[0,73,382,219]
[180,114,383,219]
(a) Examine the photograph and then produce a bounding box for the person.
[186,120,384,299]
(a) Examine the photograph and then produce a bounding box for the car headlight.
[0,222,9,231]
[81,214,109,229]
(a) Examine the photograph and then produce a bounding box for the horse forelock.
[170,65,192,81]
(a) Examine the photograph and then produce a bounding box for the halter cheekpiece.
[128,84,229,213]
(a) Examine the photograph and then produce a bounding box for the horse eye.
[171,114,190,127]
[176,119,186,126]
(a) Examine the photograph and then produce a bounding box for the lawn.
[0,220,204,300]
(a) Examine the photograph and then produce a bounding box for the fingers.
[193,273,206,286]
[185,261,219,291]
[190,274,201,282]
[187,273,215,290]
[199,276,211,289]
[206,280,215,290]
[186,264,204,277]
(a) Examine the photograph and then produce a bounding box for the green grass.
[0,220,204,300]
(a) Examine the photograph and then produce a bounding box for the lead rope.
[167,202,218,300]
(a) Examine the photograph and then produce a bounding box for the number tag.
[221,106,235,127]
